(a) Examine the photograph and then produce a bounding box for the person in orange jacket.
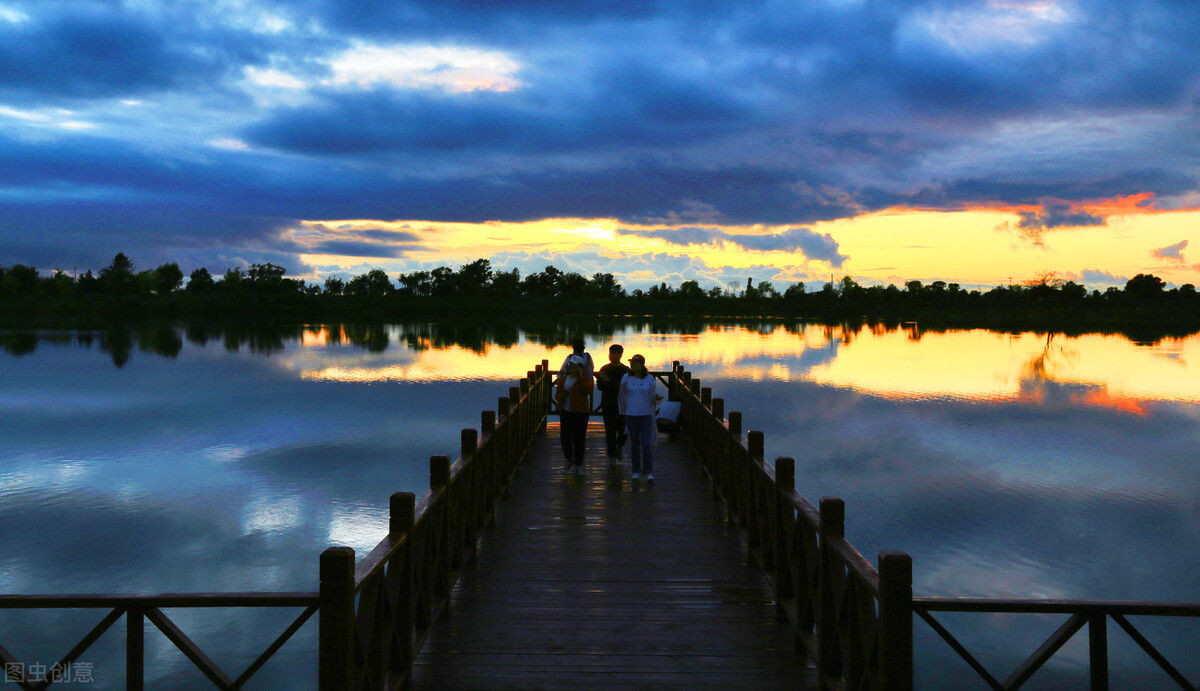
[555,339,595,475]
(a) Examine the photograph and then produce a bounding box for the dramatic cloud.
[993,200,1108,246]
[0,0,1199,279]
[615,227,847,267]
[1153,240,1188,261]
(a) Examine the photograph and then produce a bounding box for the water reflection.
[2,320,1198,688]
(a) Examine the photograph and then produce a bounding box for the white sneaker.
[631,472,640,480]
[646,474,655,482]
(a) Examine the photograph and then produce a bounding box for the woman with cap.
[617,353,661,480]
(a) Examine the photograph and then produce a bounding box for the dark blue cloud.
[307,241,413,258]
[616,226,847,266]
[1,0,1200,271]
[0,6,249,99]
[1017,201,1107,232]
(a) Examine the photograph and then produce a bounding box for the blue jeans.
[625,414,655,474]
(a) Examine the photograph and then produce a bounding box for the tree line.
[1,253,1198,332]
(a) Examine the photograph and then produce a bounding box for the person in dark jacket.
[595,344,630,467]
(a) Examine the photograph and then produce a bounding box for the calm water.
[1,321,1198,688]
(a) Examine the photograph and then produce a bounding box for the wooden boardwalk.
[411,421,815,689]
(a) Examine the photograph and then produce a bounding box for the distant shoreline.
[1,294,1198,344]
[3,256,1198,341]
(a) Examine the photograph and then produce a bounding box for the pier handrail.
[0,591,319,689]
[911,597,1200,689]
[667,361,1200,691]
[318,360,553,689]
[666,361,913,690]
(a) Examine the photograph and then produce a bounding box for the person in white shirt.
[617,353,661,480]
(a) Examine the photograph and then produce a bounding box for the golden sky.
[289,204,1200,290]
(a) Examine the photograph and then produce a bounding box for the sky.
[2,0,1199,290]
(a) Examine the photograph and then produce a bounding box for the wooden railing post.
[461,428,480,555]
[461,428,478,459]
[729,411,742,438]
[746,431,766,562]
[127,606,144,691]
[748,431,764,461]
[482,410,495,435]
[774,457,795,621]
[1089,613,1108,691]
[711,398,724,422]
[878,551,913,691]
[389,493,415,676]
[430,455,452,601]
[701,387,712,410]
[319,546,356,691]
[818,497,845,682]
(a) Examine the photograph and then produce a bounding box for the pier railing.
[667,361,1200,690]
[318,360,552,690]
[666,361,912,690]
[0,361,553,691]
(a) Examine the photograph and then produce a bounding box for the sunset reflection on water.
[288,323,1200,408]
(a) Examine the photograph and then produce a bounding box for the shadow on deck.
[411,422,815,689]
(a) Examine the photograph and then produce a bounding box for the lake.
[2,320,1198,688]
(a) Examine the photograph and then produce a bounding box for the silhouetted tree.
[186,267,214,293]
[1125,273,1165,300]
[153,263,183,295]
[323,276,345,295]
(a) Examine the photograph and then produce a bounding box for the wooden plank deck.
[411,421,816,690]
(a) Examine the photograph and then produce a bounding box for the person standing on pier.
[618,353,661,481]
[556,339,595,475]
[595,343,630,467]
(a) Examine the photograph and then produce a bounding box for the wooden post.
[520,378,530,396]
[712,398,724,422]
[701,387,712,410]
[509,386,521,404]
[461,428,479,551]
[431,454,451,488]
[389,493,415,674]
[748,431,764,460]
[430,455,452,600]
[482,410,496,435]
[729,411,742,437]
[127,606,144,690]
[1089,614,1108,691]
[391,491,415,536]
[461,428,478,458]
[774,457,796,622]
[818,497,845,682]
[498,397,510,419]
[319,546,356,691]
[878,551,913,691]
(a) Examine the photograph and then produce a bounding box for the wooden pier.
[409,422,812,689]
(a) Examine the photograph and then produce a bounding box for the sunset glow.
[283,325,1200,410]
